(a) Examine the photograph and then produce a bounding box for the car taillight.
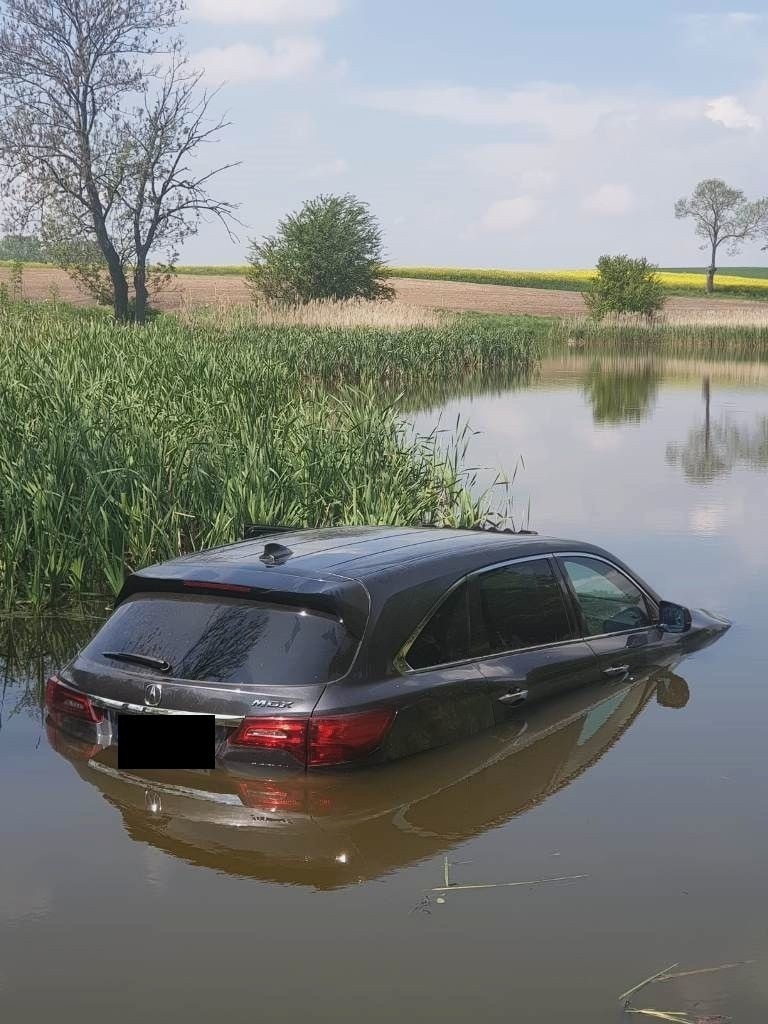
[45,675,103,723]
[228,717,308,762]
[236,779,308,813]
[308,709,395,767]
[228,708,395,768]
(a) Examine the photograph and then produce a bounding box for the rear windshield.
[79,594,358,685]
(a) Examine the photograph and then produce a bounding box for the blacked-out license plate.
[117,713,216,770]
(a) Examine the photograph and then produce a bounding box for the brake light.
[183,580,252,594]
[236,779,307,813]
[45,720,102,760]
[228,708,395,767]
[228,717,308,762]
[45,676,103,723]
[308,709,395,767]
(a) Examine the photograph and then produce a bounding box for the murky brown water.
[2,348,767,1021]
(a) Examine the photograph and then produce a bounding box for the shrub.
[582,254,666,321]
[0,234,47,261]
[247,193,394,305]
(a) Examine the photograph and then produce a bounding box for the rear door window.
[405,581,471,670]
[474,558,575,655]
[559,556,652,636]
[79,593,357,685]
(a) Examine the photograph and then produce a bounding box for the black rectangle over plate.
[117,714,216,769]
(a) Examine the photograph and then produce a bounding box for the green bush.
[0,234,47,261]
[583,254,666,320]
[247,193,394,304]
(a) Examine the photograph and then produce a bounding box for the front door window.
[560,556,652,637]
[474,558,574,655]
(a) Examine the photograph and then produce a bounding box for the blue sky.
[180,0,768,267]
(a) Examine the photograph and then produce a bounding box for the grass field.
[5,259,768,287]
[0,298,537,608]
[5,260,768,300]
[662,266,768,279]
[386,266,768,299]
[170,264,768,294]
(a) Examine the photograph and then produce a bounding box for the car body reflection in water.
[46,663,689,891]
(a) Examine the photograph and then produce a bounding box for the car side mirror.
[658,601,692,633]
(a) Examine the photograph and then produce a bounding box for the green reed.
[548,316,768,359]
[0,300,537,609]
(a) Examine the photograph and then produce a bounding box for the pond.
[2,346,767,1021]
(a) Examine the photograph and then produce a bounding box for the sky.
[178,0,768,268]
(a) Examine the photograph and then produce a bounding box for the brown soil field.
[4,265,768,321]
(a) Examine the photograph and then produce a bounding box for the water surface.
[2,347,767,1021]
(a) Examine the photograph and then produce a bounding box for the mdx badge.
[251,697,294,709]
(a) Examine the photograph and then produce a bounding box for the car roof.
[138,526,608,584]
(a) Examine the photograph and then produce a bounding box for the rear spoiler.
[244,524,305,540]
[115,569,370,639]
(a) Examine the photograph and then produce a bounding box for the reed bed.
[0,300,537,609]
[552,313,768,354]
[178,298,448,330]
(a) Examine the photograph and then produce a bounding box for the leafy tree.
[582,254,666,321]
[0,234,47,261]
[248,194,394,305]
[0,1,238,323]
[674,178,768,293]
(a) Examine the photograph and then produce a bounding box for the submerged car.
[46,666,687,888]
[45,526,730,769]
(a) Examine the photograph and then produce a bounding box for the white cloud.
[189,0,341,23]
[681,11,764,46]
[299,157,348,179]
[480,197,542,232]
[727,11,763,24]
[705,95,762,131]
[463,143,558,191]
[194,38,324,83]
[361,84,623,140]
[582,183,635,217]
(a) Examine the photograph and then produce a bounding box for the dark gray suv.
[45,526,729,769]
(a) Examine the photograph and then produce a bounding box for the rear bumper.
[44,704,307,772]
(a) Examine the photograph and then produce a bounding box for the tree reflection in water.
[582,360,660,424]
[666,375,768,483]
[0,613,101,724]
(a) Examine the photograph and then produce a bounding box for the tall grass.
[0,300,537,609]
[179,298,448,330]
[551,313,768,357]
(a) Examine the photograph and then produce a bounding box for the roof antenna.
[259,542,293,566]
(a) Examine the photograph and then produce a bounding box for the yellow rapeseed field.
[387,266,768,297]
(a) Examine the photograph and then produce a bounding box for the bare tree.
[0,0,238,322]
[674,178,768,294]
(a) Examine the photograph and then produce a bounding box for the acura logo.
[145,789,162,814]
[145,683,163,707]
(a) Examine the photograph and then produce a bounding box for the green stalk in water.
[0,300,536,609]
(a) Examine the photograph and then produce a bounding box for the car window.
[474,558,574,655]
[406,581,471,670]
[560,556,652,636]
[79,593,358,685]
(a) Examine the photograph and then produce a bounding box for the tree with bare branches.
[0,0,238,322]
[674,178,768,294]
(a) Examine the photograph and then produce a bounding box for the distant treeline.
[0,235,49,262]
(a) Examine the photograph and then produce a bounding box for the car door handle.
[498,688,528,705]
[603,664,630,677]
